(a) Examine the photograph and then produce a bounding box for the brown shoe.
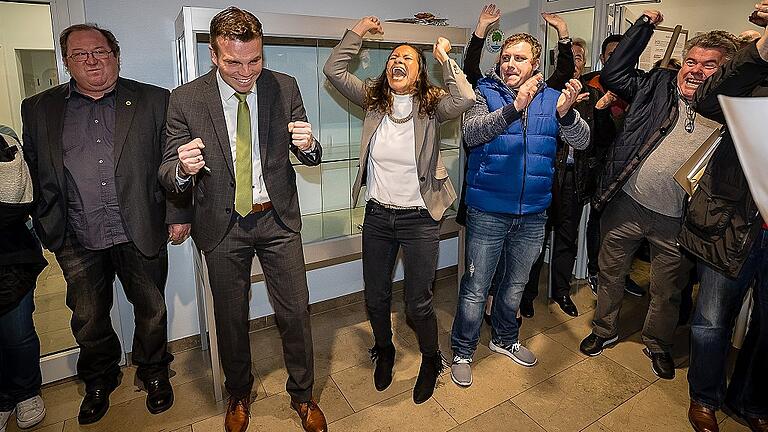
[224,396,251,432]
[746,416,768,432]
[290,398,327,432]
[688,401,719,432]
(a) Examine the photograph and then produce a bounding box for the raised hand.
[642,10,664,25]
[755,1,768,61]
[514,73,544,112]
[595,91,618,110]
[475,4,501,38]
[557,79,584,117]
[288,121,314,151]
[433,37,451,64]
[351,16,383,37]
[178,138,206,176]
[541,12,569,38]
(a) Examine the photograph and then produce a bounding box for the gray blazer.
[323,30,475,221]
[158,68,321,252]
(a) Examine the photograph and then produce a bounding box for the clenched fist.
[288,121,314,151]
[433,37,451,64]
[178,138,206,176]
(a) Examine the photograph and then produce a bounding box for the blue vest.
[465,77,560,215]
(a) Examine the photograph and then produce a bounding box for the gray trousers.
[593,191,691,353]
[205,209,314,402]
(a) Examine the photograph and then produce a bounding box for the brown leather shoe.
[688,401,719,432]
[290,398,327,432]
[746,416,768,432]
[224,396,251,432]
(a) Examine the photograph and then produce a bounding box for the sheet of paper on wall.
[718,95,768,221]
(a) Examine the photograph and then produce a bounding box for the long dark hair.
[363,44,446,117]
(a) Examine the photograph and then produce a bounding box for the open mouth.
[391,65,407,79]
[684,77,704,89]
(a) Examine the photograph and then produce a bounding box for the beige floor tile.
[191,375,352,432]
[331,339,423,411]
[36,275,67,297]
[598,370,694,432]
[6,421,65,432]
[448,401,545,432]
[248,327,289,363]
[33,292,68,315]
[62,376,224,432]
[308,302,370,341]
[580,421,615,431]
[33,308,72,334]
[511,356,650,432]
[328,390,456,432]
[720,417,752,432]
[433,333,582,424]
[38,328,77,356]
[171,427,193,432]
[602,331,660,383]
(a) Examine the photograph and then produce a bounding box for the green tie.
[234,92,252,217]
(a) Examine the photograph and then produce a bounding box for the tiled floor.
[6,265,753,432]
[34,251,77,356]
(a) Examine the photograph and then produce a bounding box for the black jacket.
[1,134,46,316]
[593,16,681,211]
[678,41,768,278]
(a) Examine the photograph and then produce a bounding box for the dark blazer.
[21,77,189,257]
[158,68,322,253]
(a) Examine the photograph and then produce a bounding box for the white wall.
[0,2,55,133]
[626,0,760,36]
[81,0,541,347]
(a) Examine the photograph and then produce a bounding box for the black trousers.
[520,168,582,301]
[205,209,314,402]
[362,201,440,356]
[55,234,171,392]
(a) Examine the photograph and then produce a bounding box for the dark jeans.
[452,207,547,358]
[205,209,314,402]
[586,204,602,277]
[689,229,768,418]
[0,290,41,410]
[524,168,582,300]
[592,192,692,353]
[363,201,440,356]
[55,234,171,392]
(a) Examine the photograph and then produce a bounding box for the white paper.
[718,96,768,221]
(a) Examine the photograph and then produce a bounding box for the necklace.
[387,110,413,124]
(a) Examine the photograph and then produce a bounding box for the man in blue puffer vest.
[450,32,590,387]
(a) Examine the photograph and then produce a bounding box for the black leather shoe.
[520,298,535,318]
[643,348,675,379]
[145,377,174,414]
[370,344,395,391]
[554,295,579,317]
[624,277,645,297]
[579,332,619,356]
[78,387,113,424]
[413,352,443,404]
[588,275,599,297]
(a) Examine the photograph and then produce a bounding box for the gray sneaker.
[15,396,45,429]
[489,339,537,367]
[1,408,13,432]
[450,356,473,387]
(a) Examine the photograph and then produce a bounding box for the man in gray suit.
[22,24,189,424]
[158,7,326,432]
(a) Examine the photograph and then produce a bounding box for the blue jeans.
[689,229,768,418]
[0,290,41,410]
[451,207,547,358]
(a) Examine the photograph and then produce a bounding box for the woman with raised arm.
[323,16,475,404]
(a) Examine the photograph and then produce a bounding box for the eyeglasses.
[67,49,113,62]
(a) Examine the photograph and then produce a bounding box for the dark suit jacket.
[158,68,322,253]
[21,77,190,257]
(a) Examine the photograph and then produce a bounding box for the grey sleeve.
[462,90,512,148]
[558,109,590,150]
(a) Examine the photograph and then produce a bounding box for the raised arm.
[323,16,383,107]
[433,37,476,122]
[600,10,663,102]
[542,12,575,90]
[464,4,501,87]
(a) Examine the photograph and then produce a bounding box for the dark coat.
[678,42,768,278]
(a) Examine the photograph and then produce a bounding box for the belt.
[369,198,425,211]
[251,201,273,213]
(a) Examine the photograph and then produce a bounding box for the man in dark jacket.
[679,7,768,431]
[579,10,737,380]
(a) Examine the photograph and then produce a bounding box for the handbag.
[0,133,34,205]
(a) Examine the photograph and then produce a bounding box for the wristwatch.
[558,36,572,44]
[639,15,653,25]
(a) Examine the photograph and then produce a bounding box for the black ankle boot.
[413,352,444,404]
[369,344,396,391]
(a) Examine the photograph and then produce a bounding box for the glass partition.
[192,34,465,243]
